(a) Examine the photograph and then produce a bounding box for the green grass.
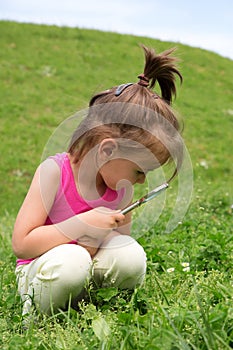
[0,20,233,349]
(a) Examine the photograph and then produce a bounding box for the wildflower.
[181,262,189,268]
[40,65,56,77]
[166,267,175,273]
[183,266,190,272]
[181,262,190,272]
[12,169,24,177]
[199,160,208,169]
[226,109,233,115]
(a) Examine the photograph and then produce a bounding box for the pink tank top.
[16,153,125,266]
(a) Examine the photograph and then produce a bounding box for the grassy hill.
[0,21,233,349]
[0,20,232,215]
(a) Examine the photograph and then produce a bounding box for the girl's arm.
[12,159,70,259]
[12,159,125,259]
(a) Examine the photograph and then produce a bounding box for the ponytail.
[140,45,182,104]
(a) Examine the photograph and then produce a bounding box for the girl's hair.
[68,45,183,180]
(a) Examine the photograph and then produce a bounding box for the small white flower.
[183,266,190,272]
[199,160,208,169]
[181,262,190,268]
[13,169,24,177]
[166,267,175,273]
[226,109,233,115]
[40,65,56,77]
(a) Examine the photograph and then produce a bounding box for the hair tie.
[137,73,150,87]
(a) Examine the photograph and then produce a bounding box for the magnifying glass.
[121,182,169,215]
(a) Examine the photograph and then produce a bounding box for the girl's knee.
[113,239,147,285]
[31,245,92,314]
[108,235,146,268]
[36,244,92,286]
[94,235,147,289]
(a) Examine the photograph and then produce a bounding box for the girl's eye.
[136,170,145,176]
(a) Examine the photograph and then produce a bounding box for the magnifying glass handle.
[121,183,168,215]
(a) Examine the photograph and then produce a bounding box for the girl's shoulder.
[46,152,68,168]
[36,153,66,188]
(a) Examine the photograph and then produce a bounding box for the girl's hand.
[77,207,125,242]
[79,207,125,236]
[75,207,125,258]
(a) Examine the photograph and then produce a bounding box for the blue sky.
[1,0,233,59]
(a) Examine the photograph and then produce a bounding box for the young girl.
[12,45,183,315]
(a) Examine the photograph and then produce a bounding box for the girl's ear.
[98,138,118,160]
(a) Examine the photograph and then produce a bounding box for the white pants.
[16,234,147,315]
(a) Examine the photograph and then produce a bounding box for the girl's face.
[98,158,147,190]
[97,139,159,191]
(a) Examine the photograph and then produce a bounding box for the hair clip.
[115,83,133,96]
